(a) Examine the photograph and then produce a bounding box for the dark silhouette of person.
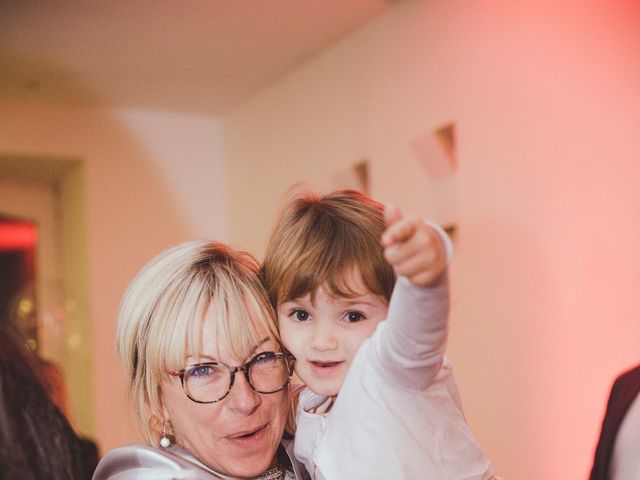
[590,364,640,480]
[0,321,97,479]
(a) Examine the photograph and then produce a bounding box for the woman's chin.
[205,444,275,478]
[224,460,273,479]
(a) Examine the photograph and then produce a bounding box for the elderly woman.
[93,241,308,480]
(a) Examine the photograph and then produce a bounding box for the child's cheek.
[350,320,384,354]
[277,318,297,356]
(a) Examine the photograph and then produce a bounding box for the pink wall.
[223,1,640,478]
[448,2,640,477]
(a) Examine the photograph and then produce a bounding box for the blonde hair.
[117,240,280,444]
[262,189,395,309]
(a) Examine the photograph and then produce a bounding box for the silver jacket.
[92,440,310,480]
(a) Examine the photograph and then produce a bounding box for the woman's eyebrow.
[189,337,274,364]
[250,337,272,353]
[187,355,217,363]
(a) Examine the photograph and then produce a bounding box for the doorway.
[0,218,37,339]
[0,156,92,436]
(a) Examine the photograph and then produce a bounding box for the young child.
[262,189,496,479]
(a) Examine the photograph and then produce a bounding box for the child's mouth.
[309,360,343,375]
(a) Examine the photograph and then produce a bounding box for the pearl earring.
[159,421,172,448]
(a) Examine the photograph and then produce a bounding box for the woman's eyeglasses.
[168,351,295,404]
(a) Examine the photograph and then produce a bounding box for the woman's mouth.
[226,424,268,446]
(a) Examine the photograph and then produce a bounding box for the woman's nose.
[226,371,261,414]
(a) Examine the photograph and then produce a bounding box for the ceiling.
[0,1,394,114]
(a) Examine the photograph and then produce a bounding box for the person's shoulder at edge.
[616,363,640,383]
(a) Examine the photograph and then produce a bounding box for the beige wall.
[222,2,640,479]
[0,100,226,451]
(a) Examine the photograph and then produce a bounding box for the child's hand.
[381,204,446,287]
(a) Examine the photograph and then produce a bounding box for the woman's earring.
[160,421,172,448]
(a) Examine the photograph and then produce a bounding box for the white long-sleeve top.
[610,392,640,479]
[293,275,495,480]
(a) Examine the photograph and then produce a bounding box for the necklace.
[253,465,286,480]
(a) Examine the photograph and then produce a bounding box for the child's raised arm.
[371,204,450,391]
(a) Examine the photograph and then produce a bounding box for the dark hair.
[0,322,95,479]
[262,188,395,309]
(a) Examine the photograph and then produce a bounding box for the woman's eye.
[189,365,221,379]
[346,311,365,323]
[251,352,279,368]
[292,309,310,321]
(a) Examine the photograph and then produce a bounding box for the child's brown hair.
[262,188,396,309]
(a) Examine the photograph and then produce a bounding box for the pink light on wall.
[0,222,38,250]
[0,220,37,337]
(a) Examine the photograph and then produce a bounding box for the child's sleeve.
[370,272,449,391]
[425,220,453,263]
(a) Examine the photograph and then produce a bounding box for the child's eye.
[346,311,365,323]
[291,309,310,321]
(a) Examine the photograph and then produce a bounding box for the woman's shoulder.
[94,443,310,480]
[92,444,213,480]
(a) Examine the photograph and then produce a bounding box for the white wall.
[0,99,226,451]
[222,1,640,478]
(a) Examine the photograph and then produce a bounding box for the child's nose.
[310,322,339,351]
